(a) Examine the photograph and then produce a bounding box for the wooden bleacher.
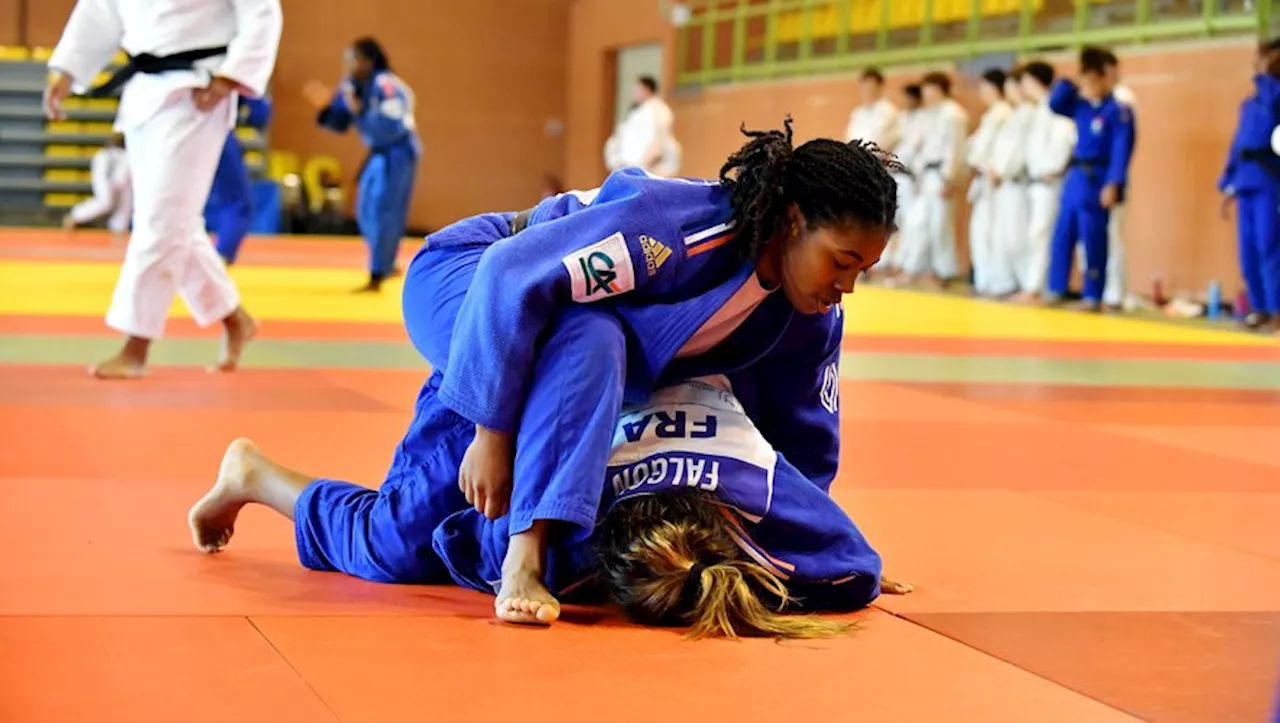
[0,47,271,225]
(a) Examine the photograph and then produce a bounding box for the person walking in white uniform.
[43,0,282,379]
[64,133,132,242]
[1014,60,1076,303]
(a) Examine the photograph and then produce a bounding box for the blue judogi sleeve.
[1047,78,1081,118]
[1104,102,1135,190]
[1220,101,1248,193]
[733,307,843,492]
[741,452,882,611]
[437,171,726,433]
[316,84,354,133]
[239,95,272,129]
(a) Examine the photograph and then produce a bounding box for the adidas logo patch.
[640,235,671,277]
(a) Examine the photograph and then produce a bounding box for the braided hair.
[718,116,904,261]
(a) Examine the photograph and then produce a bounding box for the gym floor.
[2,228,1278,723]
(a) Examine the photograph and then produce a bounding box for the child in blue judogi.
[190,119,904,628]
[1043,46,1135,311]
[1219,39,1280,332]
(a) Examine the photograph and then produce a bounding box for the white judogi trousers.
[1104,204,1127,306]
[967,176,1004,294]
[881,171,916,270]
[985,178,1027,296]
[900,170,959,279]
[107,94,239,340]
[1020,179,1062,294]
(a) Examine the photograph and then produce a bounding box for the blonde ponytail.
[685,560,852,640]
[598,492,855,641]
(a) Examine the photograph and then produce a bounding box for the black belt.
[355,138,413,182]
[509,207,534,234]
[88,46,228,98]
[1240,148,1280,181]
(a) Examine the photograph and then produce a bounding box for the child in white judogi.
[899,72,968,287]
[984,68,1035,299]
[1014,60,1077,303]
[966,68,1012,296]
[64,133,132,241]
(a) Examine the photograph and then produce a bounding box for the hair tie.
[679,561,711,609]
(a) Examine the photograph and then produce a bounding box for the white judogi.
[49,0,282,340]
[845,98,900,150]
[1021,97,1076,294]
[900,99,967,279]
[883,108,925,271]
[69,144,132,233]
[966,100,1012,295]
[609,96,681,177]
[1086,83,1136,307]
[984,100,1034,297]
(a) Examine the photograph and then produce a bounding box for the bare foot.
[90,353,145,380]
[880,575,915,595]
[212,307,258,373]
[188,438,261,553]
[495,567,561,625]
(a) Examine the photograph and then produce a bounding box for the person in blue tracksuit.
[189,120,903,626]
[305,37,420,292]
[188,374,912,637]
[1043,46,1136,312]
[209,96,272,265]
[1220,39,1280,332]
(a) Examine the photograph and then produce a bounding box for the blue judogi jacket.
[436,168,846,492]
[1220,73,1280,193]
[316,69,420,156]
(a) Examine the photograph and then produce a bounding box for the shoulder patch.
[380,97,406,119]
[563,232,637,303]
[819,360,840,415]
[639,234,672,276]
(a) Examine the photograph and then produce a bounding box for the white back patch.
[562,232,637,303]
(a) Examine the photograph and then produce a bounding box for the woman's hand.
[459,426,514,520]
[43,70,72,121]
[193,76,236,112]
[302,80,332,109]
